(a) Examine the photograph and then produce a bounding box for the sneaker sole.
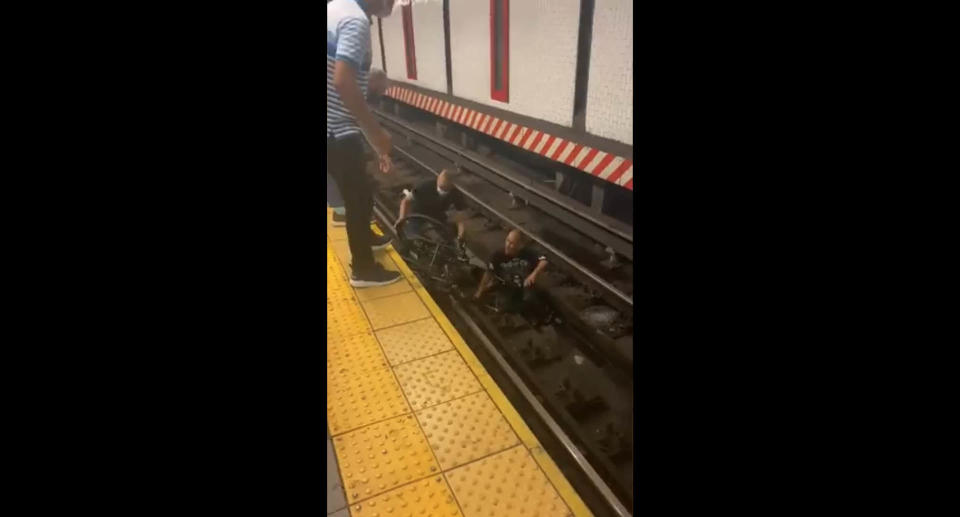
[371,241,392,251]
[350,274,403,288]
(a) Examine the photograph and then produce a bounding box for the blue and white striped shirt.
[327,0,372,138]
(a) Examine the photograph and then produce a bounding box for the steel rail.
[450,299,632,517]
[374,109,634,254]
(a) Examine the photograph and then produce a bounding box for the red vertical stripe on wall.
[490,0,509,102]
[401,4,417,80]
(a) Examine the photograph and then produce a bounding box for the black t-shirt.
[410,180,465,221]
[488,248,547,288]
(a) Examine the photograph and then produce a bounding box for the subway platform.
[326,209,593,517]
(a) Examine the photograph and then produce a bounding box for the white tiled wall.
[379,12,406,82]
[449,0,581,127]
[377,1,447,94]
[585,0,633,145]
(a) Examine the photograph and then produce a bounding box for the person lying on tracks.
[473,230,549,316]
[397,169,469,247]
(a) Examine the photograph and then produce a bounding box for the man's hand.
[370,128,392,159]
[379,153,392,174]
[523,273,537,288]
[371,128,392,173]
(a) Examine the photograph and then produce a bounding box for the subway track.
[374,103,634,368]
[363,120,635,515]
[374,102,634,312]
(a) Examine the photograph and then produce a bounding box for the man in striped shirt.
[328,0,399,287]
[328,68,387,232]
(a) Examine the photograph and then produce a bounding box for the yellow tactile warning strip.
[354,277,412,302]
[352,475,463,517]
[446,445,570,517]
[326,210,592,517]
[362,291,431,330]
[418,392,519,471]
[331,238,400,275]
[327,331,410,436]
[334,414,440,504]
[394,351,483,410]
[376,318,454,366]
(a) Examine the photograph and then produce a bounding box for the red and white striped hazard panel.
[384,85,633,191]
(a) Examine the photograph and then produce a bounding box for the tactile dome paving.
[354,277,413,302]
[327,332,389,376]
[393,351,483,410]
[361,291,431,330]
[326,232,589,517]
[333,414,440,505]
[327,331,409,435]
[350,475,462,517]
[445,445,572,517]
[328,247,352,293]
[416,392,519,470]
[328,249,369,340]
[376,318,454,366]
[330,239,400,275]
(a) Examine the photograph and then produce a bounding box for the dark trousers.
[327,133,375,271]
[495,286,542,316]
[326,171,344,209]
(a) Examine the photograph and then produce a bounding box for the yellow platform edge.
[382,244,594,517]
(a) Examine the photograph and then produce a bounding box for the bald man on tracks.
[473,230,549,320]
[398,169,468,246]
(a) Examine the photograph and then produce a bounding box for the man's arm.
[474,270,496,299]
[333,61,390,157]
[399,196,412,220]
[452,193,467,239]
[524,258,548,288]
[449,211,466,239]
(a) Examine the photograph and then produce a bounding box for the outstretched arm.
[524,259,548,288]
[451,211,466,240]
[474,270,496,299]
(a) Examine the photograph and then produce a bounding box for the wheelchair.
[394,214,472,293]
